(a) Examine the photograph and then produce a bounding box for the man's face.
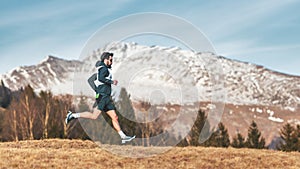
[107,56,113,66]
[105,56,113,66]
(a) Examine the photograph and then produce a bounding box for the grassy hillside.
[0,139,299,169]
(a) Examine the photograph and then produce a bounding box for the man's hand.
[113,80,118,85]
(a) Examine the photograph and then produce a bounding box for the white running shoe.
[65,111,75,125]
[121,135,136,144]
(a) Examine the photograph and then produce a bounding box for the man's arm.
[98,68,113,85]
[87,73,97,91]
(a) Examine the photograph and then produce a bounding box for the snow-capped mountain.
[1,42,299,109]
[0,55,83,94]
[86,42,298,109]
[1,42,299,145]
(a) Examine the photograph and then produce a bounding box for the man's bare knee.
[113,114,118,121]
[107,110,118,121]
[91,109,101,119]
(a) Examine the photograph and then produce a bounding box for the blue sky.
[0,0,299,75]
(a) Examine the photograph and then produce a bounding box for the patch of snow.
[256,107,263,113]
[46,63,57,77]
[267,109,274,116]
[268,116,284,123]
[206,104,216,110]
[284,107,296,112]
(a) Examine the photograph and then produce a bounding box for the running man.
[65,52,135,144]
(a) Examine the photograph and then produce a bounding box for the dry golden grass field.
[0,139,300,169]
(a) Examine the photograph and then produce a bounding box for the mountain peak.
[40,55,64,64]
[0,55,81,92]
[40,55,71,64]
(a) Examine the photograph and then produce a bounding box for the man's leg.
[78,107,102,119]
[106,110,121,132]
[65,107,101,124]
[106,109,136,143]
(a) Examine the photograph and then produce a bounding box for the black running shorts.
[96,95,116,112]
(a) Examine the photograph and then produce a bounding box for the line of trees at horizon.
[0,82,300,152]
[0,84,84,141]
[176,110,300,152]
[176,110,267,149]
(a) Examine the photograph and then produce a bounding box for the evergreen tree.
[297,125,300,151]
[177,109,207,146]
[191,109,207,146]
[245,121,266,149]
[232,132,245,148]
[202,130,217,147]
[204,122,230,147]
[0,80,11,108]
[215,122,230,147]
[277,123,298,152]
